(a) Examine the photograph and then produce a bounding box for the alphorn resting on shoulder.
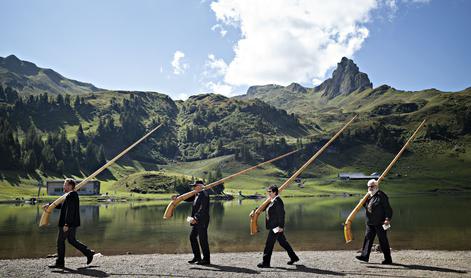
[39,123,164,227]
[249,116,357,235]
[343,119,426,243]
[163,149,299,219]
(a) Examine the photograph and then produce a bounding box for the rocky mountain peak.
[314,57,372,99]
[286,82,307,94]
[1,54,40,76]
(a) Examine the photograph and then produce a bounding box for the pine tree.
[76,124,86,144]
[74,95,81,109]
[56,94,64,106]
[57,160,65,175]
[97,145,106,165]
[23,150,37,171]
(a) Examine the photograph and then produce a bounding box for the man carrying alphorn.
[173,180,211,265]
[355,179,393,264]
[257,185,299,268]
[43,179,97,268]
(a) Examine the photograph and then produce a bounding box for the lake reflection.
[0,193,470,259]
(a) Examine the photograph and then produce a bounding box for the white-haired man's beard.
[368,187,379,197]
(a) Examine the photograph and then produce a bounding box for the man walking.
[43,178,96,268]
[356,179,393,264]
[257,185,299,268]
[182,180,211,265]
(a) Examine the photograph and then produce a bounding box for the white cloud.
[200,54,233,96]
[210,0,380,87]
[312,78,323,86]
[175,92,190,100]
[211,24,228,37]
[403,0,430,3]
[206,81,234,96]
[204,54,228,77]
[171,50,189,75]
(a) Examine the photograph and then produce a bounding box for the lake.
[1,193,470,259]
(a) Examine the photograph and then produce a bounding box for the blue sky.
[1,0,470,99]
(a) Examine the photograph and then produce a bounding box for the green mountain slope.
[1,55,470,200]
[0,55,101,95]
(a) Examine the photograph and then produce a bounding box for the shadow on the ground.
[266,264,345,276]
[51,266,109,277]
[367,263,467,274]
[190,263,260,274]
[54,266,200,278]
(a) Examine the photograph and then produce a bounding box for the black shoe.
[381,259,393,265]
[48,263,64,269]
[287,257,299,265]
[196,260,210,265]
[355,255,368,262]
[188,258,201,264]
[257,263,270,268]
[86,252,96,265]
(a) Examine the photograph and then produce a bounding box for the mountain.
[174,93,308,161]
[240,57,372,107]
[0,55,101,95]
[314,57,372,99]
[1,55,470,196]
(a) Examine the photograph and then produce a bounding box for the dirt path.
[1,250,470,277]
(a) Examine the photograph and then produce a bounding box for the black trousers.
[263,230,298,265]
[360,224,392,261]
[56,227,93,264]
[189,223,210,261]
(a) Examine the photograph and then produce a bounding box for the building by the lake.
[46,180,100,195]
[338,172,380,180]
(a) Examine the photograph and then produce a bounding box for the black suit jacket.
[265,196,285,230]
[364,190,393,226]
[185,190,210,226]
[55,191,81,227]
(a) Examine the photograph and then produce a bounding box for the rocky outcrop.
[314,57,372,99]
[246,84,284,96]
[286,82,307,94]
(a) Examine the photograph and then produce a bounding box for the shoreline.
[1,190,470,204]
[0,250,469,277]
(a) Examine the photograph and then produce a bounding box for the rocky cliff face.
[314,57,372,99]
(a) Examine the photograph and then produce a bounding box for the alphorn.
[343,119,426,243]
[163,149,299,219]
[249,116,357,235]
[39,123,164,227]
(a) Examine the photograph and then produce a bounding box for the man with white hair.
[356,179,393,264]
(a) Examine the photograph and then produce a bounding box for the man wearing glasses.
[356,179,393,264]
[257,185,299,268]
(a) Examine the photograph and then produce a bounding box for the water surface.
[0,193,470,259]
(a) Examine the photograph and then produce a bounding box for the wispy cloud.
[200,53,235,96]
[211,24,228,37]
[204,53,228,77]
[171,50,189,75]
[384,0,431,20]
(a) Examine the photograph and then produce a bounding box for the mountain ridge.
[0,54,101,95]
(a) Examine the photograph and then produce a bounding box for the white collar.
[270,195,279,203]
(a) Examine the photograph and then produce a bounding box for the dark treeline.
[0,86,170,176]
[0,118,106,175]
[1,85,326,178]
